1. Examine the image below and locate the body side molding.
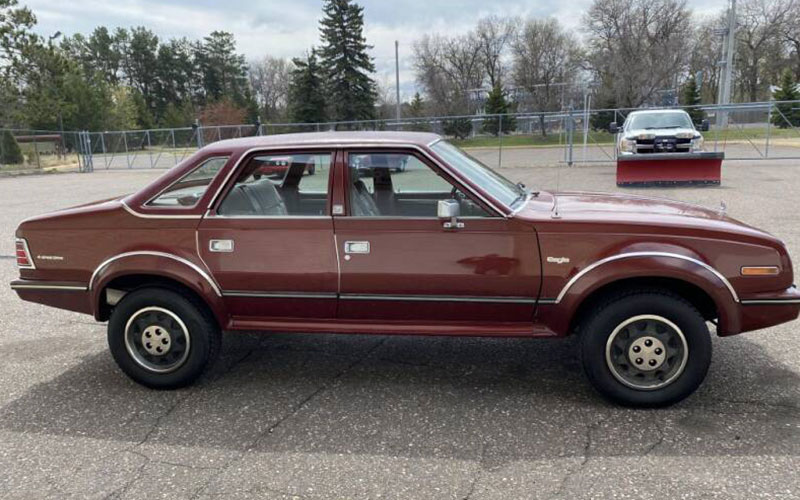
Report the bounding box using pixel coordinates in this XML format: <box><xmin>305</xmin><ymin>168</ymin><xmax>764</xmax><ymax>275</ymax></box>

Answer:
<box><xmin>89</xmin><ymin>251</ymin><xmax>222</xmax><ymax>297</ymax></box>
<box><xmin>554</xmin><ymin>251</ymin><xmax>739</xmax><ymax>304</ymax></box>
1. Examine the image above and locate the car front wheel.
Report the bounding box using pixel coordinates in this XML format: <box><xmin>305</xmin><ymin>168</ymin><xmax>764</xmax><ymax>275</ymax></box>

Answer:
<box><xmin>580</xmin><ymin>291</ymin><xmax>711</xmax><ymax>407</ymax></box>
<box><xmin>107</xmin><ymin>288</ymin><xmax>221</xmax><ymax>389</ymax></box>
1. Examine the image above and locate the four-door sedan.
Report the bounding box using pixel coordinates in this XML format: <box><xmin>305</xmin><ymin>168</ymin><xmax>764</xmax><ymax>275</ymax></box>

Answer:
<box><xmin>10</xmin><ymin>131</ymin><xmax>800</xmax><ymax>406</ymax></box>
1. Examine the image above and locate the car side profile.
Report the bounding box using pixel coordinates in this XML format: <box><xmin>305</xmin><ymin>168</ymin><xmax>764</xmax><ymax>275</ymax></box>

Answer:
<box><xmin>10</xmin><ymin>131</ymin><xmax>800</xmax><ymax>406</ymax></box>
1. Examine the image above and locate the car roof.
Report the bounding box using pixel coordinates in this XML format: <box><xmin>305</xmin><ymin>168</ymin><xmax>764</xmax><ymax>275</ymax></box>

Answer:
<box><xmin>627</xmin><ymin>109</ymin><xmax>689</xmax><ymax>116</ymax></box>
<box><xmin>202</xmin><ymin>131</ymin><xmax>443</xmax><ymax>152</ymax></box>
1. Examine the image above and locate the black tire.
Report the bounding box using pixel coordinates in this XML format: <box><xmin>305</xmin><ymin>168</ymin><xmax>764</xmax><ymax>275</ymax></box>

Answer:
<box><xmin>107</xmin><ymin>288</ymin><xmax>221</xmax><ymax>389</ymax></box>
<box><xmin>580</xmin><ymin>291</ymin><xmax>711</xmax><ymax>407</ymax></box>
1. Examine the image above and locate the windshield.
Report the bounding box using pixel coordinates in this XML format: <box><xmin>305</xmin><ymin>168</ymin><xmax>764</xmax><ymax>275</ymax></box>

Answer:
<box><xmin>626</xmin><ymin>112</ymin><xmax>693</xmax><ymax>130</ymax></box>
<box><xmin>431</xmin><ymin>140</ymin><xmax>525</xmax><ymax>209</ymax></box>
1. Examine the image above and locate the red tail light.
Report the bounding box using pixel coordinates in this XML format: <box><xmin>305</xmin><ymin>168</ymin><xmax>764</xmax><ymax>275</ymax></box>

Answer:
<box><xmin>15</xmin><ymin>238</ymin><xmax>35</xmax><ymax>269</ymax></box>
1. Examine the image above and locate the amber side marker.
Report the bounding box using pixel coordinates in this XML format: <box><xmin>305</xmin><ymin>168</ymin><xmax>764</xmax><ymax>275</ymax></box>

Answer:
<box><xmin>740</xmin><ymin>266</ymin><xmax>780</xmax><ymax>276</ymax></box>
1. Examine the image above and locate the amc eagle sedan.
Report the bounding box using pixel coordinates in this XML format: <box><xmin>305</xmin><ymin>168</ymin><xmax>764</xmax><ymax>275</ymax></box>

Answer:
<box><xmin>11</xmin><ymin>132</ymin><xmax>800</xmax><ymax>407</ymax></box>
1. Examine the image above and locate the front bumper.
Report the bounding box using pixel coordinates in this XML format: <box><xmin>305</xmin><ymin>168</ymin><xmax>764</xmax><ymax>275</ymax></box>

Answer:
<box><xmin>727</xmin><ymin>285</ymin><xmax>800</xmax><ymax>336</ymax></box>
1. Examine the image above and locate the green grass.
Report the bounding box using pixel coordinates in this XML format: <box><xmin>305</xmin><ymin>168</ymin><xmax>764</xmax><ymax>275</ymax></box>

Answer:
<box><xmin>451</xmin><ymin>126</ymin><xmax>800</xmax><ymax>150</ymax></box>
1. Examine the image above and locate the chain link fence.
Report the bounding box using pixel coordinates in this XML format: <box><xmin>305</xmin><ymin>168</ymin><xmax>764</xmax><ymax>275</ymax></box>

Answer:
<box><xmin>2</xmin><ymin>100</ymin><xmax>798</xmax><ymax>174</ymax></box>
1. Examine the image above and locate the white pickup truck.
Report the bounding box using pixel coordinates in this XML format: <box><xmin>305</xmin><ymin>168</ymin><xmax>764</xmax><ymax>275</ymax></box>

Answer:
<box><xmin>610</xmin><ymin>109</ymin><xmax>709</xmax><ymax>155</ymax></box>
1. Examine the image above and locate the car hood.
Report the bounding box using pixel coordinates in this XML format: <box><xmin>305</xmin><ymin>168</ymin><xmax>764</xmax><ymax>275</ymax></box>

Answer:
<box><xmin>624</xmin><ymin>127</ymin><xmax>697</xmax><ymax>137</ymax></box>
<box><xmin>520</xmin><ymin>191</ymin><xmax>781</xmax><ymax>245</ymax></box>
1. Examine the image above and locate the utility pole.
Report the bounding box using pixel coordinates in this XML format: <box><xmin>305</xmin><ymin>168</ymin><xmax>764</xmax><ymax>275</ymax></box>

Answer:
<box><xmin>395</xmin><ymin>40</ymin><xmax>401</xmax><ymax>123</ymax></box>
<box><xmin>717</xmin><ymin>0</ymin><xmax>737</xmax><ymax>128</ymax></box>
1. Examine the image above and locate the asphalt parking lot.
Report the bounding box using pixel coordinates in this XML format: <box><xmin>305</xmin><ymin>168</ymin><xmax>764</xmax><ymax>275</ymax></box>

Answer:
<box><xmin>1</xmin><ymin>158</ymin><xmax>799</xmax><ymax>499</ymax></box>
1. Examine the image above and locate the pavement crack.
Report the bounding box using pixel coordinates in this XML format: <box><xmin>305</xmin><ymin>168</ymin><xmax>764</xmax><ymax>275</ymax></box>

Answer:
<box><xmin>642</xmin><ymin>418</ymin><xmax>665</xmax><ymax>455</ymax></box>
<box><xmin>554</xmin><ymin>415</ymin><xmax>605</xmax><ymax>498</ymax></box>
<box><xmin>188</xmin><ymin>337</ymin><xmax>387</xmax><ymax>499</ymax></box>
<box><xmin>461</xmin><ymin>443</ymin><xmax>486</xmax><ymax>500</ymax></box>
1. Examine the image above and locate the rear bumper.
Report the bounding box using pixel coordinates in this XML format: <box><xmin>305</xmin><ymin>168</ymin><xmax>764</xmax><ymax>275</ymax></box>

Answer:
<box><xmin>725</xmin><ymin>285</ymin><xmax>800</xmax><ymax>336</ymax></box>
<box><xmin>10</xmin><ymin>279</ymin><xmax>93</xmax><ymax>315</ymax></box>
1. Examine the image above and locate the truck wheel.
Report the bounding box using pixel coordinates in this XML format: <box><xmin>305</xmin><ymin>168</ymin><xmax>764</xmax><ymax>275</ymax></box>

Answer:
<box><xmin>107</xmin><ymin>288</ymin><xmax>221</xmax><ymax>389</ymax></box>
<box><xmin>580</xmin><ymin>291</ymin><xmax>711</xmax><ymax>407</ymax></box>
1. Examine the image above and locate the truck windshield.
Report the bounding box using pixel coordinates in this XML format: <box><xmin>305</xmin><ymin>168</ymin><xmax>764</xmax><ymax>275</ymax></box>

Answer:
<box><xmin>627</xmin><ymin>113</ymin><xmax>693</xmax><ymax>130</ymax></box>
<box><xmin>431</xmin><ymin>140</ymin><xmax>526</xmax><ymax>209</ymax></box>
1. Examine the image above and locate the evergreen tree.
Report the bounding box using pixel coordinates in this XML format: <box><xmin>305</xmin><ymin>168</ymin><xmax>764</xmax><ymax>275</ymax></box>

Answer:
<box><xmin>482</xmin><ymin>84</ymin><xmax>515</xmax><ymax>136</ymax></box>
<box><xmin>443</xmin><ymin>118</ymin><xmax>472</xmax><ymax>140</ymax></box>
<box><xmin>288</xmin><ymin>50</ymin><xmax>327</xmax><ymax>123</ymax></box>
<box><xmin>681</xmin><ymin>74</ymin><xmax>705</xmax><ymax>124</ymax></box>
<box><xmin>407</xmin><ymin>92</ymin><xmax>431</xmax><ymax>131</ymax></box>
<box><xmin>771</xmin><ymin>69</ymin><xmax>800</xmax><ymax>128</ymax></box>
<box><xmin>0</xmin><ymin>129</ymin><xmax>23</xmax><ymax>164</ymax></box>
<box><xmin>318</xmin><ymin>0</ymin><xmax>377</xmax><ymax>121</ymax></box>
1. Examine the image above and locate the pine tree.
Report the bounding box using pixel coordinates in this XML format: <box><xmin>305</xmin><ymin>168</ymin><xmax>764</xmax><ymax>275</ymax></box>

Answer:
<box><xmin>287</xmin><ymin>50</ymin><xmax>327</xmax><ymax>124</ymax></box>
<box><xmin>318</xmin><ymin>0</ymin><xmax>377</xmax><ymax>122</ymax></box>
<box><xmin>482</xmin><ymin>84</ymin><xmax>516</xmax><ymax>136</ymax></box>
<box><xmin>681</xmin><ymin>74</ymin><xmax>705</xmax><ymax>125</ymax></box>
<box><xmin>407</xmin><ymin>92</ymin><xmax>431</xmax><ymax>131</ymax></box>
<box><xmin>0</xmin><ymin>130</ymin><xmax>23</xmax><ymax>164</ymax></box>
<box><xmin>771</xmin><ymin>69</ymin><xmax>800</xmax><ymax>128</ymax></box>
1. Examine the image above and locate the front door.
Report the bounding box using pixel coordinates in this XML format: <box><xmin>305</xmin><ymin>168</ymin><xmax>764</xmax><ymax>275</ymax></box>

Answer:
<box><xmin>334</xmin><ymin>149</ymin><xmax>541</xmax><ymax>324</ymax></box>
<box><xmin>198</xmin><ymin>149</ymin><xmax>338</xmax><ymax>321</ymax></box>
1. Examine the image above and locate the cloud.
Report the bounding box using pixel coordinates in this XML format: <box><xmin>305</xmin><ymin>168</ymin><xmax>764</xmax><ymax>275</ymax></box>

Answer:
<box><xmin>25</xmin><ymin>0</ymin><xmax>730</xmax><ymax>99</ymax></box>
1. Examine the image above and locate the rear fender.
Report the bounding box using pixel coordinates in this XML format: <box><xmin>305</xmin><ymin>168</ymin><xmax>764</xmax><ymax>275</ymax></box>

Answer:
<box><xmin>88</xmin><ymin>251</ymin><xmax>227</xmax><ymax>326</ymax></box>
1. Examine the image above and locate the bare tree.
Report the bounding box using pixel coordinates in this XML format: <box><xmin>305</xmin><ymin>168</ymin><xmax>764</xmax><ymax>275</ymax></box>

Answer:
<box><xmin>784</xmin><ymin>3</ymin><xmax>800</xmax><ymax>78</ymax></box>
<box><xmin>248</xmin><ymin>55</ymin><xmax>292</xmax><ymax>120</ymax></box>
<box><xmin>735</xmin><ymin>0</ymin><xmax>796</xmax><ymax>101</ymax></box>
<box><xmin>687</xmin><ymin>15</ymin><xmax>725</xmax><ymax>103</ymax></box>
<box><xmin>475</xmin><ymin>16</ymin><xmax>519</xmax><ymax>88</ymax></box>
<box><xmin>413</xmin><ymin>33</ymin><xmax>485</xmax><ymax>115</ymax></box>
<box><xmin>512</xmin><ymin>18</ymin><xmax>581</xmax><ymax>112</ymax></box>
<box><xmin>583</xmin><ymin>0</ymin><xmax>693</xmax><ymax>107</ymax></box>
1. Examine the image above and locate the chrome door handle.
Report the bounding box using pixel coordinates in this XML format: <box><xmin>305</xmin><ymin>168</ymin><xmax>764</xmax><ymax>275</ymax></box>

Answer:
<box><xmin>209</xmin><ymin>239</ymin><xmax>234</xmax><ymax>253</ymax></box>
<box><xmin>344</xmin><ymin>241</ymin><xmax>370</xmax><ymax>254</ymax></box>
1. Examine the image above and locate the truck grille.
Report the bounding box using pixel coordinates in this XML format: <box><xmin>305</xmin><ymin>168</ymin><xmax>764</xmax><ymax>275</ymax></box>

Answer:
<box><xmin>635</xmin><ymin>136</ymin><xmax>692</xmax><ymax>154</ymax></box>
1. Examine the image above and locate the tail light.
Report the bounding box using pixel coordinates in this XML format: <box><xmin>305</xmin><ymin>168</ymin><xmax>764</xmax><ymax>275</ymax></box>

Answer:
<box><xmin>15</xmin><ymin>238</ymin><xmax>35</xmax><ymax>269</ymax></box>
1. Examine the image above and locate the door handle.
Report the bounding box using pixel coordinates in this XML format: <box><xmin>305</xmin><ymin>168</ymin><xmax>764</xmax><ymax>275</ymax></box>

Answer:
<box><xmin>344</xmin><ymin>241</ymin><xmax>370</xmax><ymax>254</ymax></box>
<box><xmin>209</xmin><ymin>239</ymin><xmax>234</xmax><ymax>253</ymax></box>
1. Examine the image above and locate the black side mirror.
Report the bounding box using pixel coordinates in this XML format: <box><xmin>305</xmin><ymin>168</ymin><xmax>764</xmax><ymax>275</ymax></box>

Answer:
<box><xmin>699</xmin><ymin>119</ymin><xmax>710</xmax><ymax>132</ymax></box>
<box><xmin>609</xmin><ymin>122</ymin><xmax>619</xmax><ymax>134</ymax></box>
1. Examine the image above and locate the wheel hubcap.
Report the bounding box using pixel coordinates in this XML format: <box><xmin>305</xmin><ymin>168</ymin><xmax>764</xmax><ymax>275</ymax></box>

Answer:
<box><xmin>124</xmin><ymin>307</ymin><xmax>191</xmax><ymax>374</ymax></box>
<box><xmin>141</xmin><ymin>325</ymin><xmax>172</xmax><ymax>356</ymax></box>
<box><xmin>605</xmin><ymin>315</ymin><xmax>688</xmax><ymax>390</ymax></box>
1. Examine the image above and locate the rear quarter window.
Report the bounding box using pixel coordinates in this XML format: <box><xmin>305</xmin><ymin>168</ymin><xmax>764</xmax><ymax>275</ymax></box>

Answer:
<box><xmin>147</xmin><ymin>157</ymin><xmax>229</xmax><ymax>208</ymax></box>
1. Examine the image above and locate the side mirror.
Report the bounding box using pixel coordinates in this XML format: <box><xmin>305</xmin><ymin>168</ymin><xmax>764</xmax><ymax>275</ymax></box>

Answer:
<box><xmin>437</xmin><ymin>199</ymin><xmax>464</xmax><ymax>229</ymax></box>
<box><xmin>609</xmin><ymin>122</ymin><xmax>619</xmax><ymax>134</ymax></box>
<box><xmin>699</xmin><ymin>119</ymin><xmax>710</xmax><ymax>132</ymax></box>
<box><xmin>437</xmin><ymin>199</ymin><xmax>460</xmax><ymax>219</ymax></box>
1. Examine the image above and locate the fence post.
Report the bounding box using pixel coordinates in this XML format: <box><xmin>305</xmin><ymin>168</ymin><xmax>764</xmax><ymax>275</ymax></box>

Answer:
<box><xmin>33</xmin><ymin>135</ymin><xmax>41</xmax><ymax>170</ymax></box>
<box><xmin>100</xmin><ymin>132</ymin><xmax>108</xmax><ymax>169</ymax></box>
<box><xmin>146</xmin><ymin>130</ymin><xmax>153</xmax><ymax>168</ymax></box>
<box><xmin>171</xmin><ymin>129</ymin><xmax>177</xmax><ymax>166</ymax></box>
<box><xmin>567</xmin><ymin>107</ymin><xmax>574</xmax><ymax>167</ymax></box>
<box><xmin>498</xmin><ymin>114</ymin><xmax>503</xmax><ymax>169</ymax></box>
<box><xmin>765</xmin><ymin>101</ymin><xmax>772</xmax><ymax>158</ymax></box>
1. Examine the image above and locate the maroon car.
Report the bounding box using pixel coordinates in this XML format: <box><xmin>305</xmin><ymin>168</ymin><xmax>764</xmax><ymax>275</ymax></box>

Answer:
<box><xmin>10</xmin><ymin>132</ymin><xmax>800</xmax><ymax>406</ymax></box>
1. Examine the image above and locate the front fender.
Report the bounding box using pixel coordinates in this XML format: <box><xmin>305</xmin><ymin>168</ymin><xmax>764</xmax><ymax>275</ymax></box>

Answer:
<box><xmin>549</xmin><ymin>252</ymin><xmax>740</xmax><ymax>335</ymax></box>
<box><xmin>88</xmin><ymin>251</ymin><xmax>227</xmax><ymax>326</ymax></box>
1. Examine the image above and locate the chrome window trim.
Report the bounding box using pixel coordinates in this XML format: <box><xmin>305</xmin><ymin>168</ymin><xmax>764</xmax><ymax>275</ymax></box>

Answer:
<box><xmin>205</xmin><ymin>215</ymin><xmax>332</xmax><ymax>220</ymax></box>
<box><xmin>554</xmin><ymin>252</ymin><xmax>739</xmax><ymax>304</ymax></box>
<box><xmin>339</xmin><ymin>293</ymin><xmax>536</xmax><ymax>304</ymax></box>
<box><xmin>88</xmin><ymin>251</ymin><xmax>222</xmax><ymax>297</ymax></box>
<box><xmin>15</xmin><ymin>237</ymin><xmax>36</xmax><ymax>270</ymax></box>
<box><xmin>11</xmin><ymin>283</ymin><xmax>87</xmax><ymax>291</ymax></box>
<box><xmin>121</xmin><ymin>200</ymin><xmax>203</xmax><ymax>220</ymax></box>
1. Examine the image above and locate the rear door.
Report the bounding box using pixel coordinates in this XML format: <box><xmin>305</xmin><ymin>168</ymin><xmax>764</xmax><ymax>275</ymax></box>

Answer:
<box><xmin>198</xmin><ymin>149</ymin><xmax>339</xmax><ymax>321</ymax></box>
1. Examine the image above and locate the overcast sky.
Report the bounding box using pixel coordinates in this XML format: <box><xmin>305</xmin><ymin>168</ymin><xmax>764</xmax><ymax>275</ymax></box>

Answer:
<box><xmin>24</xmin><ymin>0</ymin><xmax>729</xmax><ymax>98</ymax></box>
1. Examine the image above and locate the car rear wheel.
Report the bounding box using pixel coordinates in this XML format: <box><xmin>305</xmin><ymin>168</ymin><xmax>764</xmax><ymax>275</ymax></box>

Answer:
<box><xmin>580</xmin><ymin>291</ymin><xmax>711</xmax><ymax>407</ymax></box>
<box><xmin>107</xmin><ymin>288</ymin><xmax>221</xmax><ymax>389</ymax></box>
